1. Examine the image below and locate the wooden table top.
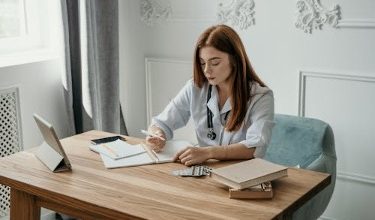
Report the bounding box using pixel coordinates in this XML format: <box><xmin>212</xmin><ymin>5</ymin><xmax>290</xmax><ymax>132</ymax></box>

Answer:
<box><xmin>0</xmin><ymin>130</ymin><xmax>331</xmax><ymax>220</ymax></box>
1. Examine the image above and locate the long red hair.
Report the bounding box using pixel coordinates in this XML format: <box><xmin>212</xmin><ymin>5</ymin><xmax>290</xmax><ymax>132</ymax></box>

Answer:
<box><xmin>193</xmin><ymin>25</ymin><xmax>266</xmax><ymax>131</ymax></box>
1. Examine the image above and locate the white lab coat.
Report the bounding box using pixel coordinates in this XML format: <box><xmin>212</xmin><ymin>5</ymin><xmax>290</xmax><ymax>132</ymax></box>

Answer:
<box><xmin>152</xmin><ymin>79</ymin><xmax>274</xmax><ymax>157</ymax></box>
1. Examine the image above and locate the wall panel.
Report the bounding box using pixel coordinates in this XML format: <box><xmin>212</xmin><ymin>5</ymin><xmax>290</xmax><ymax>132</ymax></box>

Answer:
<box><xmin>299</xmin><ymin>70</ymin><xmax>375</xmax><ymax>219</ymax></box>
<box><xmin>145</xmin><ymin>58</ymin><xmax>197</xmax><ymax>143</ymax></box>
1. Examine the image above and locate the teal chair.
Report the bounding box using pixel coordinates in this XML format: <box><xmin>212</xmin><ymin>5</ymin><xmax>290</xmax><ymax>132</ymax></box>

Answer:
<box><xmin>264</xmin><ymin>114</ymin><xmax>336</xmax><ymax>220</ymax></box>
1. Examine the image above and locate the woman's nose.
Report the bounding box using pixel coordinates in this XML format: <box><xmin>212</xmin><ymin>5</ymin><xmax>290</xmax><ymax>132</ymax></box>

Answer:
<box><xmin>204</xmin><ymin>64</ymin><xmax>211</xmax><ymax>74</ymax></box>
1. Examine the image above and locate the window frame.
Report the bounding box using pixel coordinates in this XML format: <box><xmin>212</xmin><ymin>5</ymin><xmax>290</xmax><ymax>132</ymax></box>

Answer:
<box><xmin>0</xmin><ymin>0</ymin><xmax>62</xmax><ymax>67</ymax></box>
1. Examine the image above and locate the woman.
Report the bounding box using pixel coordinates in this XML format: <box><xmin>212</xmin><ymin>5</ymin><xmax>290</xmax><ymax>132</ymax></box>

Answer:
<box><xmin>146</xmin><ymin>24</ymin><xmax>274</xmax><ymax>166</ymax></box>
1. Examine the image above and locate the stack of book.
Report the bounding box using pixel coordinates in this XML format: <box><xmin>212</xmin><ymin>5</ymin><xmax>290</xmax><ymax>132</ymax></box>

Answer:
<box><xmin>209</xmin><ymin>158</ymin><xmax>288</xmax><ymax>199</ymax></box>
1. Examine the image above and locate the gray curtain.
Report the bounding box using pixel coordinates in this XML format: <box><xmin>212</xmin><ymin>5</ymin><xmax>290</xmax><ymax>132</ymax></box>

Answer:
<box><xmin>61</xmin><ymin>0</ymin><xmax>127</xmax><ymax>135</ymax></box>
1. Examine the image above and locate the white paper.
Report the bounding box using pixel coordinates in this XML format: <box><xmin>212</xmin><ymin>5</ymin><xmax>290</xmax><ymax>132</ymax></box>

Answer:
<box><xmin>89</xmin><ymin>140</ymin><xmax>146</xmax><ymax>160</ymax></box>
<box><xmin>155</xmin><ymin>140</ymin><xmax>192</xmax><ymax>162</ymax></box>
<box><xmin>100</xmin><ymin>152</ymin><xmax>153</xmax><ymax>168</ymax></box>
<box><xmin>97</xmin><ymin>139</ymin><xmax>192</xmax><ymax>169</ymax></box>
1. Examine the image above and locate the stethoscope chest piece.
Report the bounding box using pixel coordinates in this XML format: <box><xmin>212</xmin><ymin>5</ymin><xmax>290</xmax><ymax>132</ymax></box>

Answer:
<box><xmin>207</xmin><ymin>128</ymin><xmax>216</xmax><ymax>140</ymax></box>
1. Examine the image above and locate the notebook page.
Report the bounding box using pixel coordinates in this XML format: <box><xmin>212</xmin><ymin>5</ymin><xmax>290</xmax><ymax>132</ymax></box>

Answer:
<box><xmin>156</xmin><ymin>140</ymin><xmax>192</xmax><ymax>163</ymax></box>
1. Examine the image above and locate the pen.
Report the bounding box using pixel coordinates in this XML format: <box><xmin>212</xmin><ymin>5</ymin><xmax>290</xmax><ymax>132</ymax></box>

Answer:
<box><xmin>140</xmin><ymin>129</ymin><xmax>166</xmax><ymax>141</ymax></box>
<box><xmin>101</xmin><ymin>143</ymin><xmax>119</xmax><ymax>157</ymax></box>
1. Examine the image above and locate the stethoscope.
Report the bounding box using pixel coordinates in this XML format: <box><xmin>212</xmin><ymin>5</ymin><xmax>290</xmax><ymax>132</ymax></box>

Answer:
<box><xmin>207</xmin><ymin>85</ymin><xmax>230</xmax><ymax>140</ymax></box>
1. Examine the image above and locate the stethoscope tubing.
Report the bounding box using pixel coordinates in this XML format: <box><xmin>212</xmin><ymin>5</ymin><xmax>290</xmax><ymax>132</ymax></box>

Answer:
<box><xmin>206</xmin><ymin>85</ymin><xmax>230</xmax><ymax>140</ymax></box>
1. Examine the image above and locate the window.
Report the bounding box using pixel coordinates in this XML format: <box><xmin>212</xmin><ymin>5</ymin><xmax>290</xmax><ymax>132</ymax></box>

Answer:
<box><xmin>0</xmin><ymin>0</ymin><xmax>26</xmax><ymax>39</ymax></box>
<box><xmin>0</xmin><ymin>0</ymin><xmax>62</xmax><ymax>67</ymax></box>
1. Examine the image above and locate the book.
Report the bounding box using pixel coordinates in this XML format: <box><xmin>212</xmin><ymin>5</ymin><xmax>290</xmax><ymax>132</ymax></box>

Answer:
<box><xmin>210</xmin><ymin>158</ymin><xmax>288</xmax><ymax>190</ymax></box>
<box><xmin>97</xmin><ymin>140</ymin><xmax>192</xmax><ymax>169</ymax></box>
<box><xmin>229</xmin><ymin>181</ymin><xmax>273</xmax><ymax>199</ymax></box>
<box><xmin>89</xmin><ymin>139</ymin><xmax>146</xmax><ymax>160</ymax></box>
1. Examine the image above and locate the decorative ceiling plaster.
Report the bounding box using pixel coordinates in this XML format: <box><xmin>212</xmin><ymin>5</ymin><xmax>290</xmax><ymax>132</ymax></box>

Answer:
<box><xmin>295</xmin><ymin>0</ymin><xmax>341</xmax><ymax>33</ymax></box>
<box><xmin>140</xmin><ymin>0</ymin><xmax>172</xmax><ymax>26</ymax></box>
<box><xmin>217</xmin><ymin>0</ymin><xmax>255</xmax><ymax>30</ymax></box>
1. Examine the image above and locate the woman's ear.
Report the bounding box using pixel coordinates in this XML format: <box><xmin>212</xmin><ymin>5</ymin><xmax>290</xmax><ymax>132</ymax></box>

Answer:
<box><xmin>228</xmin><ymin>55</ymin><xmax>236</xmax><ymax>71</ymax></box>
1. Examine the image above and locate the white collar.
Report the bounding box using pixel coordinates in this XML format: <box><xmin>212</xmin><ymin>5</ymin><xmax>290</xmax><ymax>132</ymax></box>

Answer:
<box><xmin>207</xmin><ymin>85</ymin><xmax>232</xmax><ymax>115</ymax></box>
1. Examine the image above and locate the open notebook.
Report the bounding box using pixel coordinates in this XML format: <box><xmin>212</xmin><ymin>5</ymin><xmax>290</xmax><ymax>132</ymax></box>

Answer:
<box><xmin>94</xmin><ymin>140</ymin><xmax>192</xmax><ymax>168</ymax></box>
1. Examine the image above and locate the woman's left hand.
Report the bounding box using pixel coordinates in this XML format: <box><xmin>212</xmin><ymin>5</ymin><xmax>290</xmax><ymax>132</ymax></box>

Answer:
<box><xmin>173</xmin><ymin>146</ymin><xmax>211</xmax><ymax>166</ymax></box>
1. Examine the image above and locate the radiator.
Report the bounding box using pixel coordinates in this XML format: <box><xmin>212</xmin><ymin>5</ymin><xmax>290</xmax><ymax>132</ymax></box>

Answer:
<box><xmin>0</xmin><ymin>86</ymin><xmax>23</xmax><ymax>217</ymax></box>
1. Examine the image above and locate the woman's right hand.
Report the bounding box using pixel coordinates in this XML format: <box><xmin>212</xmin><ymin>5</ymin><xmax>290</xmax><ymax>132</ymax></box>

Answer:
<box><xmin>145</xmin><ymin>127</ymin><xmax>166</xmax><ymax>152</ymax></box>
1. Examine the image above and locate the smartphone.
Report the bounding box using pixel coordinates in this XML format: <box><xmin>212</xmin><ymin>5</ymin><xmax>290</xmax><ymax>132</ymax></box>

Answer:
<box><xmin>91</xmin><ymin>136</ymin><xmax>126</xmax><ymax>145</ymax></box>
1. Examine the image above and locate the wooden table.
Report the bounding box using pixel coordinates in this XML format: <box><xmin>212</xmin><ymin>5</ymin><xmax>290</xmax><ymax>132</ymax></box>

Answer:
<box><xmin>0</xmin><ymin>130</ymin><xmax>331</xmax><ymax>220</ymax></box>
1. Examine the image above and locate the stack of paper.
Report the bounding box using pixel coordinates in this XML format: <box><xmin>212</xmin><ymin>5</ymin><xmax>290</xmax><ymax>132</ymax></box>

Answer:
<box><xmin>89</xmin><ymin>139</ymin><xmax>146</xmax><ymax>160</ymax></box>
<box><xmin>90</xmin><ymin>139</ymin><xmax>192</xmax><ymax>169</ymax></box>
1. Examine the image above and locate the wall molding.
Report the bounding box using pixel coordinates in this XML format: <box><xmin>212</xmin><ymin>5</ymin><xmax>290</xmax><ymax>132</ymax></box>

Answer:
<box><xmin>166</xmin><ymin>17</ymin><xmax>216</xmax><ymax>23</ymax></box>
<box><xmin>298</xmin><ymin>70</ymin><xmax>375</xmax><ymax>116</ymax></box>
<box><xmin>217</xmin><ymin>0</ymin><xmax>255</xmax><ymax>30</ymax></box>
<box><xmin>144</xmin><ymin>57</ymin><xmax>198</xmax><ymax>143</ymax></box>
<box><xmin>319</xmin><ymin>216</ymin><xmax>337</xmax><ymax>220</ymax></box>
<box><xmin>140</xmin><ymin>0</ymin><xmax>172</xmax><ymax>26</ymax></box>
<box><xmin>337</xmin><ymin>19</ymin><xmax>375</xmax><ymax>29</ymax></box>
<box><xmin>298</xmin><ymin>70</ymin><xmax>375</xmax><ymax>186</ymax></box>
<box><xmin>145</xmin><ymin>57</ymin><xmax>192</xmax><ymax>125</ymax></box>
<box><xmin>140</xmin><ymin>0</ymin><xmax>216</xmax><ymax>25</ymax></box>
<box><xmin>337</xmin><ymin>171</ymin><xmax>375</xmax><ymax>186</ymax></box>
<box><xmin>139</xmin><ymin>0</ymin><xmax>375</xmax><ymax>30</ymax></box>
<box><xmin>295</xmin><ymin>0</ymin><xmax>341</xmax><ymax>33</ymax></box>
<box><xmin>140</xmin><ymin>0</ymin><xmax>257</xmax><ymax>26</ymax></box>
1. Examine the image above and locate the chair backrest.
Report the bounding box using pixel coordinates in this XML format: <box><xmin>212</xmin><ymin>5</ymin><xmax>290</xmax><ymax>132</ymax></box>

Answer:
<box><xmin>264</xmin><ymin>114</ymin><xmax>337</xmax><ymax>220</ymax></box>
<box><xmin>265</xmin><ymin>114</ymin><xmax>336</xmax><ymax>171</ymax></box>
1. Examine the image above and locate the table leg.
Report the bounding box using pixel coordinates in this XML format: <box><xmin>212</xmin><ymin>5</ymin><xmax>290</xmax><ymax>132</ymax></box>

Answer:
<box><xmin>10</xmin><ymin>188</ymin><xmax>40</xmax><ymax>220</ymax></box>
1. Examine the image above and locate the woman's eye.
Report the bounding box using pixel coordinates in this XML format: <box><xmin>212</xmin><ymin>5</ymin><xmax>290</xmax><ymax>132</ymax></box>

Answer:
<box><xmin>200</xmin><ymin>63</ymin><xmax>205</xmax><ymax>66</ymax></box>
<box><xmin>211</xmin><ymin>62</ymin><xmax>220</xmax><ymax>66</ymax></box>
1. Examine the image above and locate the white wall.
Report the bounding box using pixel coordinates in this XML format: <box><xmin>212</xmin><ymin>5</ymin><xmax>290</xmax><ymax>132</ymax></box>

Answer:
<box><xmin>119</xmin><ymin>0</ymin><xmax>149</xmax><ymax>138</ymax></box>
<box><xmin>119</xmin><ymin>0</ymin><xmax>375</xmax><ymax>219</ymax></box>
<box><xmin>0</xmin><ymin>0</ymin><xmax>70</xmax><ymax>150</ymax></box>
<box><xmin>0</xmin><ymin>59</ymin><xmax>70</xmax><ymax>149</ymax></box>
